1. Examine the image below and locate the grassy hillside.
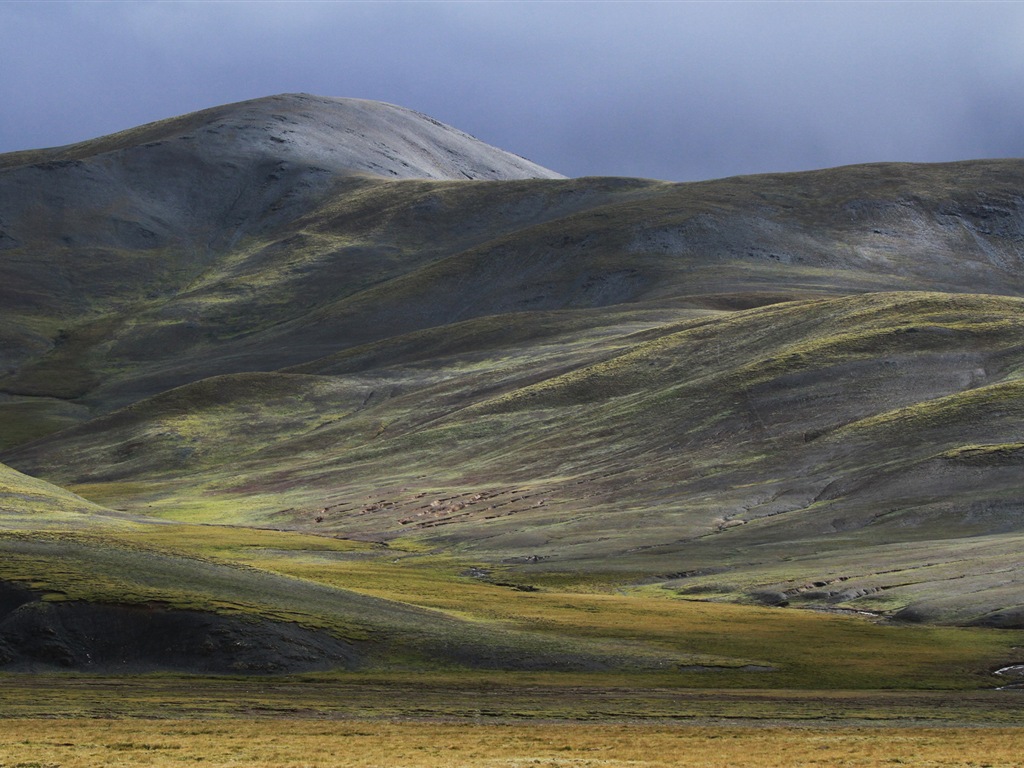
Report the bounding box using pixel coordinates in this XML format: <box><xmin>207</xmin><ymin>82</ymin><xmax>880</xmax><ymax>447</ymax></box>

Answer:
<box><xmin>8</xmin><ymin>291</ymin><xmax>1022</xmax><ymax>624</ymax></box>
<box><xmin>0</xmin><ymin>517</ymin><xmax>1019</xmax><ymax>687</ymax></box>
<box><xmin>3</xmin><ymin>160</ymin><xmax>1023</xmax><ymax>414</ymax></box>
<box><xmin>1</xmin><ymin>97</ymin><xmax>1024</xmax><ymax>678</ymax></box>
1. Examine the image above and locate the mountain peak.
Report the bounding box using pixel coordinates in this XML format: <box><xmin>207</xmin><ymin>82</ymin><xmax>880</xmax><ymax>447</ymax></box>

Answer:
<box><xmin>1</xmin><ymin>93</ymin><xmax>565</xmax><ymax>182</ymax></box>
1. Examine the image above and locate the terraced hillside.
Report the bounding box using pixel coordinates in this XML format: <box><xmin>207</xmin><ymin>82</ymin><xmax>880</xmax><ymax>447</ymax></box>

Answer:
<box><xmin>0</xmin><ymin>94</ymin><xmax>1022</xmax><ymax>674</ymax></box>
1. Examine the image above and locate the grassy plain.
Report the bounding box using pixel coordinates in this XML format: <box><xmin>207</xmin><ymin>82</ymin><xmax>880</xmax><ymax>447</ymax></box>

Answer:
<box><xmin>2</xmin><ymin>716</ymin><xmax>1024</xmax><ymax>767</ymax></box>
<box><xmin>2</xmin><ymin>653</ymin><xmax>1023</xmax><ymax>764</ymax></box>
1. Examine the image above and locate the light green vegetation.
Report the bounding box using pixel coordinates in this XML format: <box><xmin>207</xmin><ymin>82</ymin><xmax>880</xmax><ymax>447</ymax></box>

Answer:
<box><xmin>0</xmin><ymin>461</ymin><xmax>133</xmax><ymax>529</ymax></box>
<box><xmin>231</xmin><ymin>546</ymin><xmax>1019</xmax><ymax>689</ymax></box>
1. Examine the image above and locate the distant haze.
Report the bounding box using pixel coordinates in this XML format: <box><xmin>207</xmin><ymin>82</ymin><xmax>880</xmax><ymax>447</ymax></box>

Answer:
<box><xmin>2</xmin><ymin>1</ymin><xmax>1023</xmax><ymax>181</ymax></box>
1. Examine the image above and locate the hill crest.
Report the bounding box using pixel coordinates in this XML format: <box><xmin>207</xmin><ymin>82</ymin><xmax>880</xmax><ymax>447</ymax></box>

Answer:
<box><xmin>0</xmin><ymin>93</ymin><xmax>564</xmax><ymax>181</ymax></box>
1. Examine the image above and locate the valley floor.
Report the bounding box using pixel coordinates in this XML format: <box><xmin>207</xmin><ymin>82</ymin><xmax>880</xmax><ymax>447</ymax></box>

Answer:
<box><xmin>1</xmin><ymin>676</ymin><xmax>1024</xmax><ymax>767</ymax></box>
<box><xmin>1</xmin><ymin>712</ymin><xmax>1023</xmax><ymax>767</ymax></box>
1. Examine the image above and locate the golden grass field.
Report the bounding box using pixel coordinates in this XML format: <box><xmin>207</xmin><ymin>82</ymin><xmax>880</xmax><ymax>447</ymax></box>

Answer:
<box><xmin>1</xmin><ymin>673</ymin><xmax>1023</xmax><ymax>767</ymax></box>
<box><xmin>1</xmin><ymin>718</ymin><xmax>1023</xmax><ymax>767</ymax></box>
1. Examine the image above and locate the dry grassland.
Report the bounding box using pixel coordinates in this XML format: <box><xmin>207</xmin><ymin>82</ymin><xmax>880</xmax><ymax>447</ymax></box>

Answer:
<box><xmin>0</xmin><ymin>719</ymin><xmax>1021</xmax><ymax>767</ymax></box>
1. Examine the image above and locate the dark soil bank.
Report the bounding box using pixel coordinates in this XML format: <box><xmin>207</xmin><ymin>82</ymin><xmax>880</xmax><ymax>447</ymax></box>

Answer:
<box><xmin>0</xmin><ymin>582</ymin><xmax>360</xmax><ymax>673</ymax></box>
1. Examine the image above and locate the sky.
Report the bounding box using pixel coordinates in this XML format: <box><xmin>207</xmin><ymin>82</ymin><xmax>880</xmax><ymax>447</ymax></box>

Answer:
<box><xmin>2</xmin><ymin>1</ymin><xmax>1023</xmax><ymax>182</ymax></box>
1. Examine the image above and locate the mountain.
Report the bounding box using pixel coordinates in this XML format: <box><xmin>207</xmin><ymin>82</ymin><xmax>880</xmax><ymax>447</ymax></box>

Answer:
<box><xmin>1</xmin><ymin>94</ymin><xmax>1023</xmax><ymax>673</ymax></box>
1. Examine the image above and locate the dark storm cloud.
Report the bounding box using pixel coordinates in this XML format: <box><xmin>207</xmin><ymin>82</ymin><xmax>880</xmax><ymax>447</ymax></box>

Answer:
<box><xmin>1</xmin><ymin>1</ymin><xmax>1022</xmax><ymax>181</ymax></box>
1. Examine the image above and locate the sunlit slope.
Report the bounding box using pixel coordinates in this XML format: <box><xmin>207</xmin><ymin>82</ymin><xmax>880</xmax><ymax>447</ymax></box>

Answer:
<box><xmin>9</xmin><ymin>291</ymin><xmax>1024</xmax><ymax>624</ymax></box>
<box><xmin>1</xmin><ymin>517</ymin><xmax>730</xmax><ymax>674</ymax></box>
<box><xmin>3</xmin><ymin>522</ymin><xmax>1019</xmax><ymax>687</ymax></box>
<box><xmin>0</xmin><ymin>460</ymin><xmax>136</xmax><ymax>529</ymax></box>
<box><xmin>0</xmin><ymin>443</ymin><xmax>758</xmax><ymax>674</ymax></box>
<box><xmin>3</xmin><ymin>452</ymin><xmax>1014</xmax><ymax>681</ymax></box>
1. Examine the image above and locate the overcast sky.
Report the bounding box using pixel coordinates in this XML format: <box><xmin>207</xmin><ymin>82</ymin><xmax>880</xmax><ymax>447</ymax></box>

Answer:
<box><xmin>2</xmin><ymin>1</ymin><xmax>1023</xmax><ymax>181</ymax></box>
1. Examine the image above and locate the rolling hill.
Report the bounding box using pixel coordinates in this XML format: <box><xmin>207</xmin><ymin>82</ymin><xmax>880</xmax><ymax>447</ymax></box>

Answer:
<box><xmin>0</xmin><ymin>94</ymin><xmax>1023</xmax><ymax>675</ymax></box>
